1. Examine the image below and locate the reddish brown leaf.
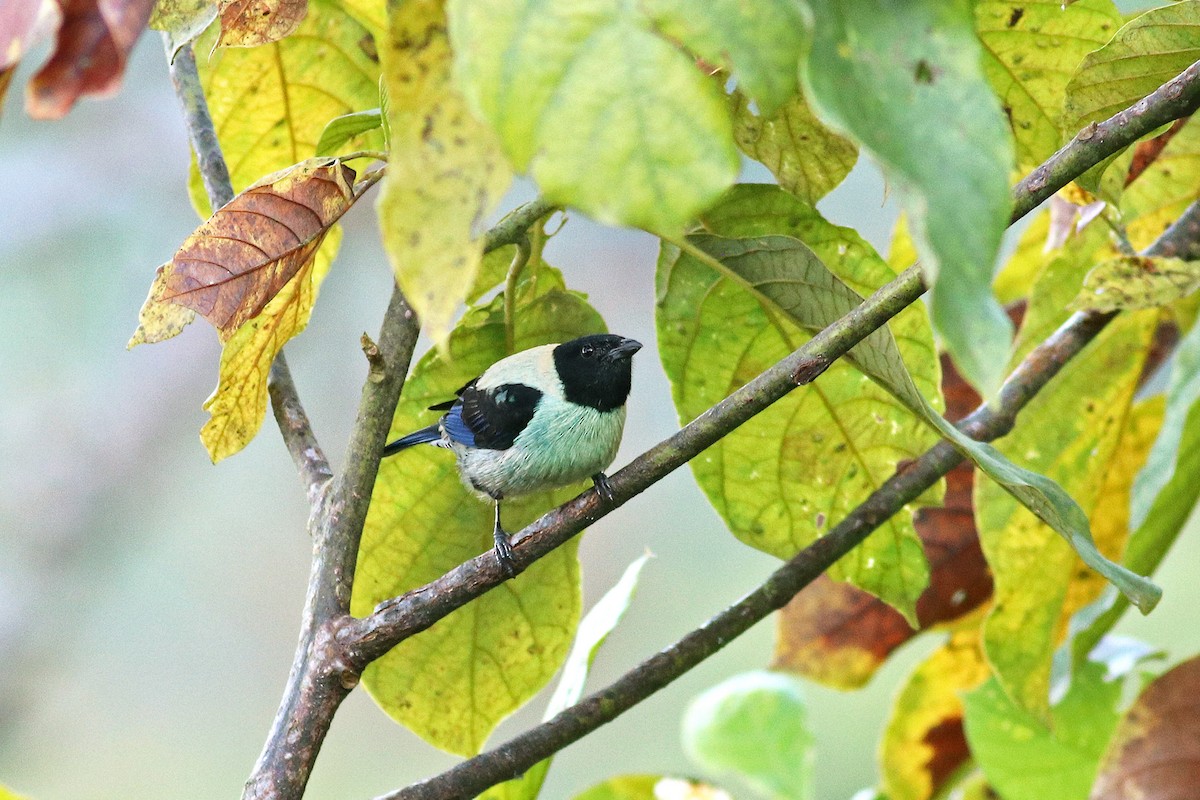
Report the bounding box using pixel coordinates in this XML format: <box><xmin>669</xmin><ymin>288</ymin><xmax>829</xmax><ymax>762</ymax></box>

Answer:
<box><xmin>216</xmin><ymin>0</ymin><xmax>306</xmax><ymax>47</ymax></box>
<box><xmin>1</xmin><ymin>0</ymin><xmax>58</xmax><ymax>111</ymax></box>
<box><xmin>774</xmin><ymin>354</ymin><xmax>993</xmax><ymax>687</ymax></box>
<box><xmin>26</xmin><ymin>0</ymin><xmax>153</xmax><ymax>119</ymax></box>
<box><xmin>1091</xmin><ymin>656</ymin><xmax>1200</xmax><ymax>800</ymax></box>
<box><xmin>161</xmin><ymin>157</ymin><xmax>358</xmax><ymax>339</ymax></box>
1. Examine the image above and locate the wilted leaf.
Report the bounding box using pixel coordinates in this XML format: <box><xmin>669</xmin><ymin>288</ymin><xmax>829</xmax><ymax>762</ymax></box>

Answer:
<box><xmin>658</xmin><ymin>185</ymin><xmax>943</xmax><ymax>619</ymax></box>
<box><xmin>26</xmin><ymin>0</ymin><xmax>154</xmax><ymax>119</ymax></box>
<box><xmin>150</xmin><ymin>0</ymin><xmax>216</xmax><ymax>62</ymax></box>
<box><xmin>448</xmin><ymin>0</ymin><xmax>738</xmax><ymax>235</ymax></box>
<box><xmin>315</xmin><ymin>108</ymin><xmax>382</xmax><ymax>156</ymax></box>
<box><xmin>975</xmin><ymin>0</ymin><xmax>1122</xmax><ymax>171</ymax></box>
<box><xmin>127</xmin><ymin>263</ymin><xmax>197</xmax><ymax>347</ymax></box>
<box><xmin>0</xmin><ymin>0</ymin><xmax>59</xmax><ymax>109</ymax></box>
<box><xmin>640</xmin><ymin>0</ymin><xmax>806</xmax><ymax>115</ymax></box>
<box><xmin>160</xmin><ymin>158</ymin><xmax>360</xmax><ymax>340</ymax></box>
<box><xmin>200</xmin><ymin>227</ymin><xmax>340</xmax><ymax>462</ymax></box>
<box><xmin>803</xmin><ymin>0</ymin><xmax>1015</xmax><ymax>395</ymax></box>
<box><xmin>1072</xmin><ymin>256</ymin><xmax>1200</xmax><ymax>312</ymax></box>
<box><xmin>352</xmin><ymin>264</ymin><xmax>604</xmax><ymax>756</ymax></box>
<box><xmin>189</xmin><ymin>0</ymin><xmax>381</xmax><ymax>215</ymax></box>
<box><xmin>964</xmin><ymin>660</ymin><xmax>1121</xmax><ymax>800</ymax></box>
<box><xmin>774</xmin><ymin>355</ymin><xmax>990</xmax><ymax>688</ymax></box>
<box><xmin>482</xmin><ymin>554</ymin><xmax>650</xmax><ymax>800</ymax></box>
<box><xmin>682</xmin><ymin>671</ymin><xmax>813</xmax><ymax>800</ymax></box>
<box><xmin>1063</xmin><ymin>3</ymin><xmax>1200</xmax><ymax>141</ymax></box>
<box><xmin>880</xmin><ymin>631</ymin><xmax>990</xmax><ymax>800</ymax></box>
<box><xmin>575</xmin><ymin>776</ymin><xmax>731</xmax><ymax>800</ymax></box>
<box><xmin>977</xmin><ymin>241</ymin><xmax>1156</xmax><ymax>713</ymax></box>
<box><xmin>376</xmin><ymin>0</ymin><xmax>511</xmax><ymax>344</ymax></box>
<box><xmin>216</xmin><ymin>0</ymin><xmax>305</xmax><ymax>47</ymax></box>
<box><xmin>730</xmin><ymin>89</ymin><xmax>858</xmax><ymax>205</ymax></box>
<box><xmin>1090</xmin><ymin>656</ymin><xmax>1200</xmax><ymax>800</ymax></box>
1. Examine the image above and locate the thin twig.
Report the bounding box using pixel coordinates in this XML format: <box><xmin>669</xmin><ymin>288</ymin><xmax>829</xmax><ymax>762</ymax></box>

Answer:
<box><xmin>503</xmin><ymin>237</ymin><xmax>533</xmax><ymax>354</ymax></box>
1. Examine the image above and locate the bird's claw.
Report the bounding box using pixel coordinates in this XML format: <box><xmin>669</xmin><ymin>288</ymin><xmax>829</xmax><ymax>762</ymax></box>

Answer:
<box><xmin>493</xmin><ymin>528</ymin><xmax>517</xmax><ymax>578</ymax></box>
<box><xmin>592</xmin><ymin>472</ymin><xmax>615</xmax><ymax>503</ymax></box>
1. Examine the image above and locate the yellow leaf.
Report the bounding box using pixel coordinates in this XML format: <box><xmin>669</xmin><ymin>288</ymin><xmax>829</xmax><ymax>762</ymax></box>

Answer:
<box><xmin>376</xmin><ymin>0</ymin><xmax>512</xmax><ymax>344</ymax></box>
<box><xmin>199</xmin><ymin>227</ymin><xmax>340</xmax><ymax>462</ymax></box>
<box><xmin>128</xmin><ymin>262</ymin><xmax>197</xmax><ymax>348</ymax></box>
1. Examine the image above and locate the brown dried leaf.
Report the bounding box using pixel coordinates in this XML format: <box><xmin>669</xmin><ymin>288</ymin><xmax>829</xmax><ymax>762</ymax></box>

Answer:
<box><xmin>1090</xmin><ymin>656</ymin><xmax>1200</xmax><ymax>800</ymax></box>
<box><xmin>26</xmin><ymin>0</ymin><xmax>154</xmax><ymax>119</ymax></box>
<box><xmin>216</xmin><ymin>0</ymin><xmax>306</xmax><ymax>47</ymax></box>
<box><xmin>160</xmin><ymin>157</ymin><xmax>357</xmax><ymax>340</ymax></box>
<box><xmin>773</xmin><ymin>356</ymin><xmax>993</xmax><ymax>688</ymax></box>
<box><xmin>1</xmin><ymin>0</ymin><xmax>58</xmax><ymax>111</ymax></box>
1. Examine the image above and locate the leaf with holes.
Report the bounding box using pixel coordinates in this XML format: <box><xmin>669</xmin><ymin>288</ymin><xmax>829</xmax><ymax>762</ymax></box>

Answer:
<box><xmin>658</xmin><ymin>184</ymin><xmax>943</xmax><ymax>620</ymax></box>
<box><xmin>1072</xmin><ymin>256</ymin><xmax>1200</xmax><ymax>313</ymax></box>
<box><xmin>376</xmin><ymin>0</ymin><xmax>511</xmax><ymax>344</ymax></box>
<box><xmin>803</xmin><ymin>0</ymin><xmax>1015</xmax><ymax>396</ymax></box>
<box><xmin>189</xmin><ymin>0</ymin><xmax>381</xmax><ymax>216</ymax></box>
<box><xmin>730</xmin><ymin>88</ymin><xmax>858</xmax><ymax>205</ymax></box>
<box><xmin>352</xmin><ymin>263</ymin><xmax>605</xmax><ymax>756</ymax></box>
<box><xmin>975</xmin><ymin>0</ymin><xmax>1122</xmax><ymax>171</ymax></box>
<box><xmin>217</xmin><ymin>0</ymin><xmax>306</xmax><ymax>47</ymax></box>
<box><xmin>880</xmin><ymin>631</ymin><xmax>990</xmax><ymax>800</ymax></box>
<box><xmin>448</xmin><ymin>0</ymin><xmax>738</xmax><ymax>235</ymax></box>
<box><xmin>152</xmin><ymin>157</ymin><xmax>360</xmax><ymax>340</ymax></box>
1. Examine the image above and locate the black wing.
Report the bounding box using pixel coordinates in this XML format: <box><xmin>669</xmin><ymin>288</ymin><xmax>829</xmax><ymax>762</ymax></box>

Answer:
<box><xmin>443</xmin><ymin>382</ymin><xmax>542</xmax><ymax>450</ymax></box>
<box><xmin>428</xmin><ymin>378</ymin><xmax>477</xmax><ymax>412</ymax></box>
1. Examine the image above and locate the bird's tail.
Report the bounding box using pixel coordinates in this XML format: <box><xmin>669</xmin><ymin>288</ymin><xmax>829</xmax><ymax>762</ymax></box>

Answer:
<box><xmin>382</xmin><ymin>424</ymin><xmax>441</xmax><ymax>456</ymax></box>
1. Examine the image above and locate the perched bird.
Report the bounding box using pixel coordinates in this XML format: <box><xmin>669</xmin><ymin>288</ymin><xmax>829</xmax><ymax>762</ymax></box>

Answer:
<box><xmin>383</xmin><ymin>333</ymin><xmax>642</xmax><ymax>575</ymax></box>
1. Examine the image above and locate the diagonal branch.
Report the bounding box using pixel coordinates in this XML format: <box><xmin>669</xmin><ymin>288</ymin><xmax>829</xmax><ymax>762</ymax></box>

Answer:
<box><xmin>381</xmin><ymin>194</ymin><xmax>1200</xmax><ymax>800</ymax></box>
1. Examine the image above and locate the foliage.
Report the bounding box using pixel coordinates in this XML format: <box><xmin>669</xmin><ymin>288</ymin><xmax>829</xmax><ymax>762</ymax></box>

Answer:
<box><xmin>12</xmin><ymin>0</ymin><xmax>1200</xmax><ymax>798</ymax></box>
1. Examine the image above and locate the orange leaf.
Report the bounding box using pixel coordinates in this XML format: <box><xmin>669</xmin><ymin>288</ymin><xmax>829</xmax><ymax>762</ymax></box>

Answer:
<box><xmin>1090</xmin><ymin>656</ymin><xmax>1200</xmax><ymax>800</ymax></box>
<box><xmin>216</xmin><ymin>0</ymin><xmax>306</xmax><ymax>47</ymax></box>
<box><xmin>161</xmin><ymin>157</ymin><xmax>358</xmax><ymax>340</ymax></box>
<box><xmin>26</xmin><ymin>0</ymin><xmax>153</xmax><ymax>119</ymax></box>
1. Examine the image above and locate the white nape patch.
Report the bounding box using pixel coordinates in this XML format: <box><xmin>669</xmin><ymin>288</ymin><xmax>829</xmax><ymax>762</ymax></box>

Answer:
<box><xmin>475</xmin><ymin>344</ymin><xmax>565</xmax><ymax>399</ymax></box>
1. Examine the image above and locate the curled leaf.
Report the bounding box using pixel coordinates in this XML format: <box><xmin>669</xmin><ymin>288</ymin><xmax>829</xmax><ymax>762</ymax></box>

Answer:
<box><xmin>161</xmin><ymin>157</ymin><xmax>359</xmax><ymax>340</ymax></box>
<box><xmin>150</xmin><ymin>0</ymin><xmax>217</xmax><ymax>61</ymax></box>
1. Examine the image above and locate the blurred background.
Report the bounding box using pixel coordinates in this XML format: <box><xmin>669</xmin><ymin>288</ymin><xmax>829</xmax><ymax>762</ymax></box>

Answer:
<box><xmin>2</xmin><ymin>22</ymin><xmax>1199</xmax><ymax>800</ymax></box>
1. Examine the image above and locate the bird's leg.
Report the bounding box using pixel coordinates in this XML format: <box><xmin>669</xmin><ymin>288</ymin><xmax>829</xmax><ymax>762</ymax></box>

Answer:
<box><xmin>492</xmin><ymin>498</ymin><xmax>517</xmax><ymax>578</ymax></box>
<box><xmin>591</xmin><ymin>472</ymin><xmax>615</xmax><ymax>503</ymax></box>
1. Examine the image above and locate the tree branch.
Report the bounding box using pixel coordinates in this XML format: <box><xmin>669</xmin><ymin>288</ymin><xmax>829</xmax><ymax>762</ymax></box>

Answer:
<box><xmin>384</xmin><ymin>195</ymin><xmax>1200</xmax><ymax>800</ymax></box>
<box><xmin>364</xmin><ymin>58</ymin><xmax>1200</xmax><ymax>800</ymax></box>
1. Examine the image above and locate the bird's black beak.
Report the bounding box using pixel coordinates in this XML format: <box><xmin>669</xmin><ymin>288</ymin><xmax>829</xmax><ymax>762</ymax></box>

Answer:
<box><xmin>605</xmin><ymin>338</ymin><xmax>643</xmax><ymax>361</ymax></box>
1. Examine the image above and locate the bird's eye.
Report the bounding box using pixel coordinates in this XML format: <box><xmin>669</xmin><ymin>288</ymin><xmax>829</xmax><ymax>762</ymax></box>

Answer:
<box><xmin>580</xmin><ymin>344</ymin><xmax>595</xmax><ymax>358</ymax></box>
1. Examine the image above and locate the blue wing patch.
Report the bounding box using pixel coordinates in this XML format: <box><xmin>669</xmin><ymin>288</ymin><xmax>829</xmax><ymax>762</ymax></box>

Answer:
<box><xmin>441</xmin><ymin>400</ymin><xmax>477</xmax><ymax>447</ymax></box>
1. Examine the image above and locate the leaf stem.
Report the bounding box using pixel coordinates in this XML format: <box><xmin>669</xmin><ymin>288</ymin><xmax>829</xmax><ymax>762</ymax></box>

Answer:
<box><xmin>339</xmin><ymin>150</ymin><xmax>390</xmax><ymax>162</ymax></box>
<box><xmin>503</xmin><ymin>236</ymin><xmax>533</xmax><ymax>354</ymax></box>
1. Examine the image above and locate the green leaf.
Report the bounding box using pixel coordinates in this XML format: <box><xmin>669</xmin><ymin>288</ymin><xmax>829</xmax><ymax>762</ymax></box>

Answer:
<box><xmin>315</xmin><ymin>108</ymin><xmax>382</xmax><ymax>156</ymax></box>
<box><xmin>189</xmin><ymin>0</ymin><xmax>382</xmax><ymax>215</ymax></box>
<box><xmin>376</xmin><ymin>0</ymin><xmax>511</xmax><ymax>344</ymax></box>
<box><xmin>352</xmin><ymin>264</ymin><xmax>605</xmax><ymax>755</ymax></box>
<box><xmin>482</xmin><ymin>554</ymin><xmax>651</xmax><ymax>800</ymax></box>
<box><xmin>730</xmin><ymin>88</ymin><xmax>858</xmax><ymax>205</ymax></box>
<box><xmin>150</xmin><ymin>0</ymin><xmax>218</xmax><ymax>63</ymax></box>
<box><xmin>640</xmin><ymin>0</ymin><xmax>807</xmax><ymax>115</ymax></box>
<box><xmin>976</xmin><ymin>241</ymin><xmax>1157</xmax><ymax>714</ymax></box>
<box><xmin>1072</xmin><ymin>256</ymin><xmax>1200</xmax><ymax>312</ymax></box>
<box><xmin>803</xmin><ymin>0</ymin><xmax>1016</xmax><ymax>396</ymax></box>
<box><xmin>975</xmin><ymin>0</ymin><xmax>1122</xmax><ymax>171</ymax></box>
<box><xmin>682</xmin><ymin>670</ymin><xmax>814</xmax><ymax>800</ymax></box>
<box><xmin>448</xmin><ymin>0</ymin><xmax>738</xmax><ymax>235</ymax></box>
<box><xmin>963</xmin><ymin>660</ymin><xmax>1121</xmax><ymax>800</ymax></box>
<box><xmin>658</xmin><ymin>185</ymin><xmax>943</xmax><ymax>619</ymax></box>
<box><xmin>1062</xmin><ymin>2</ymin><xmax>1200</xmax><ymax>141</ymax></box>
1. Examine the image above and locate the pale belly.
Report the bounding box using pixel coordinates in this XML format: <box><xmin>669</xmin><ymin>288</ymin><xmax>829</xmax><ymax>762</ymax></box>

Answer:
<box><xmin>451</xmin><ymin>405</ymin><xmax>626</xmax><ymax>499</ymax></box>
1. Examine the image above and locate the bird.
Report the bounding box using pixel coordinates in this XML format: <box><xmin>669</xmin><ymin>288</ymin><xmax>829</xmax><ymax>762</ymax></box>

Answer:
<box><xmin>382</xmin><ymin>333</ymin><xmax>642</xmax><ymax>576</ymax></box>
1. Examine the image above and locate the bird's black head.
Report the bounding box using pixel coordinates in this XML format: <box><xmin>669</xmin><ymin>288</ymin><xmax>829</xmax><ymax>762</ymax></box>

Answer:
<box><xmin>552</xmin><ymin>334</ymin><xmax>642</xmax><ymax>412</ymax></box>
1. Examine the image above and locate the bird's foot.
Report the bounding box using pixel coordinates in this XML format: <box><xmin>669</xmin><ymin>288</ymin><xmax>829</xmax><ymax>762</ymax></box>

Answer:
<box><xmin>493</xmin><ymin>527</ymin><xmax>517</xmax><ymax>578</ymax></box>
<box><xmin>592</xmin><ymin>472</ymin><xmax>615</xmax><ymax>503</ymax></box>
